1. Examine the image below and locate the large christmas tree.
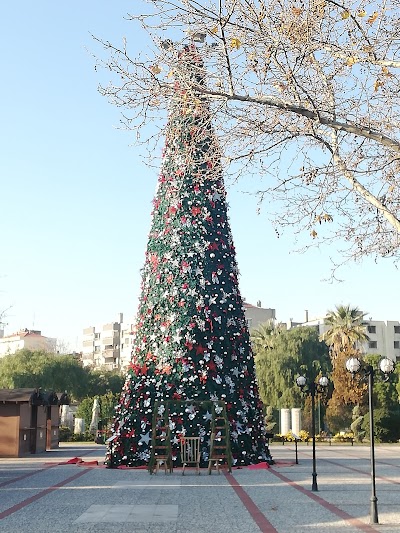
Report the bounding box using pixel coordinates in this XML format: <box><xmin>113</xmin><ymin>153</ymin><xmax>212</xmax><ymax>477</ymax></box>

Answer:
<box><xmin>106</xmin><ymin>46</ymin><xmax>269</xmax><ymax>468</ymax></box>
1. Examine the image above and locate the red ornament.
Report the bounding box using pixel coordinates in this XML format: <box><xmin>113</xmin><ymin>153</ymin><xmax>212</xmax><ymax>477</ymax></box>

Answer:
<box><xmin>191</xmin><ymin>206</ymin><xmax>201</xmax><ymax>216</ymax></box>
<box><xmin>207</xmin><ymin>360</ymin><xmax>217</xmax><ymax>372</ymax></box>
<box><xmin>195</xmin><ymin>344</ymin><xmax>205</xmax><ymax>355</ymax></box>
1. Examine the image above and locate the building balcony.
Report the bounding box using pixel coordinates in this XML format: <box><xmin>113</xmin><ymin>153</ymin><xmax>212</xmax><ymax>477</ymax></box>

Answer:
<box><xmin>102</xmin><ymin>349</ymin><xmax>120</xmax><ymax>360</ymax></box>
<box><xmin>102</xmin><ymin>322</ymin><xmax>120</xmax><ymax>332</ymax></box>
<box><xmin>83</xmin><ymin>340</ymin><xmax>94</xmax><ymax>348</ymax></box>
<box><xmin>102</xmin><ymin>335</ymin><xmax>120</xmax><ymax>346</ymax></box>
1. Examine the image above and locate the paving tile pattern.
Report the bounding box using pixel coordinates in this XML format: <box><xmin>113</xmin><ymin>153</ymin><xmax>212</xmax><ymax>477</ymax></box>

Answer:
<box><xmin>0</xmin><ymin>443</ymin><xmax>400</xmax><ymax>532</ymax></box>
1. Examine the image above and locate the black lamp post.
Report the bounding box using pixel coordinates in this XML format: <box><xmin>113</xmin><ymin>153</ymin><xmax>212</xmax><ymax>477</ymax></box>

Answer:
<box><xmin>345</xmin><ymin>355</ymin><xmax>395</xmax><ymax>525</ymax></box>
<box><xmin>296</xmin><ymin>375</ymin><xmax>329</xmax><ymax>491</ymax></box>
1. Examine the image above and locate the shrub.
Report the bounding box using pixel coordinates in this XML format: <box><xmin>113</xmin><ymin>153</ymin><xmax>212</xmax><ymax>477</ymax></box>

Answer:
<box><xmin>69</xmin><ymin>431</ymin><xmax>93</xmax><ymax>442</ymax></box>
<box><xmin>362</xmin><ymin>407</ymin><xmax>400</xmax><ymax>443</ymax></box>
<box><xmin>274</xmin><ymin>430</ymin><xmax>308</xmax><ymax>442</ymax></box>
<box><xmin>332</xmin><ymin>432</ymin><xmax>354</xmax><ymax>442</ymax></box>
<box><xmin>59</xmin><ymin>426</ymin><xmax>72</xmax><ymax>442</ymax></box>
<box><xmin>298</xmin><ymin>430</ymin><xmax>310</xmax><ymax>442</ymax></box>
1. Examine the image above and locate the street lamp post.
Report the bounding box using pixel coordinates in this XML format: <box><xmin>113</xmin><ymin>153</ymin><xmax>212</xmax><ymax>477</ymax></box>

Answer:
<box><xmin>296</xmin><ymin>375</ymin><xmax>329</xmax><ymax>492</ymax></box>
<box><xmin>346</xmin><ymin>356</ymin><xmax>395</xmax><ymax>525</ymax></box>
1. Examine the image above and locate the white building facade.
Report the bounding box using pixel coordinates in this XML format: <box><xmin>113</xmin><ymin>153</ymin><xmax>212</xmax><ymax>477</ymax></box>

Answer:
<box><xmin>297</xmin><ymin>317</ymin><xmax>400</xmax><ymax>362</ymax></box>
<box><xmin>0</xmin><ymin>329</ymin><xmax>57</xmax><ymax>357</ymax></box>
<box><xmin>244</xmin><ymin>302</ymin><xmax>276</xmax><ymax>331</ymax></box>
<box><xmin>81</xmin><ymin>304</ymin><xmax>276</xmax><ymax>372</ymax></box>
<box><xmin>81</xmin><ymin>313</ymin><xmax>135</xmax><ymax>371</ymax></box>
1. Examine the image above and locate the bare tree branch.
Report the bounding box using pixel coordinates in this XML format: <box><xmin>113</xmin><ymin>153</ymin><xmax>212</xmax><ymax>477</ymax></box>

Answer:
<box><xmin>93</xmin><ymin>0</ymin><xmax>400</xmax><ymax>269</ymax></box>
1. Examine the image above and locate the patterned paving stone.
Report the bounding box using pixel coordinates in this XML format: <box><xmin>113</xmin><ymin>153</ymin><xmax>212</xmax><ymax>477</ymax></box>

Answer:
<box><xmin>74</xmin><ymin>504</ymin><xmax>179</xmax><ymax>523</ymax></box>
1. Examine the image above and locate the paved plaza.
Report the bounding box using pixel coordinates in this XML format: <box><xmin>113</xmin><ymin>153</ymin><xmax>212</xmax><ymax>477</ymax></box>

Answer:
<box><xmin>1</xmin><ymin>442</ymin><xmax>400</xmax><ymax>532</ymax></box>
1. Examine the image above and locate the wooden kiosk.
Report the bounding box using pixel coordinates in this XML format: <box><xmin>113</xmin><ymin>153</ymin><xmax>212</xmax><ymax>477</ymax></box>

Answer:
<box><xmin>0</xmin><ymin>388</ymin><xmax>68</xmax><ymax>457</ymax></box>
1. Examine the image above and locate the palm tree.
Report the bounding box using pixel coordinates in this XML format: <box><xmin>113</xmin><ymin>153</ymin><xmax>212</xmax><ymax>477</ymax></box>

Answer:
<box><xmin>250</xmin><ymin>319</ymin><xmax>285</xmax><ymax>354</ymax></box>
<box><xmin>320</xmin><ymin>304</ymin><xmax>369</xmax><ymax>354</ymax></box>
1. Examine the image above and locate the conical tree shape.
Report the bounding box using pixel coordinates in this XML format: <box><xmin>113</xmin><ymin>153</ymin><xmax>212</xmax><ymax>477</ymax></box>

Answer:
<box><xmin>106</xmin><ymin>46</ymin><xmax>268</xmax><ymax>468</ymax></box>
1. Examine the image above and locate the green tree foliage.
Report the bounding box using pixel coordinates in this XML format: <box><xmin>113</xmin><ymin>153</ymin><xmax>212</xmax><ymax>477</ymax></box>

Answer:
<box><xmin>0</xmin><ymin>349</ymin><xmax>89</xmax><ymax>400</ymax></box>
<box><xmin>364</xmin><ymin>354</ymin><xmax>399</xmax><ymax>409</ymax></box>
<box><xmin>325</xmin><ymin>403</ymin><xmax>353</xmax><ymax>435</ymax></box>
<box><xmin>326</xmin><ymin>353</ymin><xmax>400</xmax><ymax>439</ymax></box>
<box><xmin>253</xmin><ymin>326</ymin><xmax>331</xmax><ymax>409</ymax></box>
<box><xmin>86</xmin><ymin>370</ymin><xmax>124</xmax><ymax>397</ymax></box>
<box><xmin>362</xmin><ymin>407</ymin><xmax>400</xmax><ymax>443</ymax></box>
<box><xmin>75</xmin><ymin>392</ymin><xmax>120</xmax><ymax>429</ymax></box>
<box><xmin>74</xmin><ymin>397</ymin><xmax>94</xmax><ymax>428</ymax></box>
<box><xmin>350</xmin><ymin>405</ymin><xmax>365</xmax><ymax>443</ymax></box>
<box><xmin>264</xmin><ymin>405</ymin><xmax>277</xmax><ymax>433</ymax></box>
<box><xmin>0</xmin><ymin>349</ymin><xmax>124</xmax><ymax>402</ymax></box>
<box><xmin>360</xmin><ymin>354</ymin><xmax>400</xmax><ymax>442</ymax></box>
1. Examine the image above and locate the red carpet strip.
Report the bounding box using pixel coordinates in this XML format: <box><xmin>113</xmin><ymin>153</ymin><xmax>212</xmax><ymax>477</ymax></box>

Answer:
<box><xmin>269</xmin><ymin>467</ymin><xmax>379</xmax><ymax>533</ymax></box>
<box><xmin>0</xmin><ymin>463</ymin><xmax>60</xmax><ymax>488</ymax></box>
<box><xmin>223</xmin><ymin>471</ymin><xmax>278</xmax><ymax>533</ymax></box>
<box><xmin>0</xmin><ymin>468</ymin><xmax>91</xmax><ymax>519</ymax></box>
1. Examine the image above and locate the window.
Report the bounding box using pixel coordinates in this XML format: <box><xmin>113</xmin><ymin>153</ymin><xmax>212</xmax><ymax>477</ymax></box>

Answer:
<box><xmin>369</xmin><ymin>341</ymin><xmax>377</xmax><ymax>349</ymax></box>
<box><xmin>94</xmin><ymin>346</ymin><xmax>100</xmax><ymax>352</ymax></box>
<box><xmin>394</xmin><ymin>326</ymin><xmax>400</xmax><ymax>334</ymax></box>
<box><xmin>394</xmin><ymin>341</ymin><xmax>400</xmax><ymax>349</ymax></box>
<box><xmin>94</xmin><ymin>333</ymin><xmax>100</xmax><ymax>340</ymax></box>
<box><xmin>367</xmin><ymin>325</ymin><xmax>376</xmax><ymax>334</ymax></box>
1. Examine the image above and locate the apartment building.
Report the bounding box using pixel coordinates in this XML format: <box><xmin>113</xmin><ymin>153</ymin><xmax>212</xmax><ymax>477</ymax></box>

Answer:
<box><xmin>81</xmin><ymin>313</ymin><xmax>135</xmax><ymax>371</ymax></box>
<box><xmin>297</xmin><ymin>316</ymin><xmax>400</xmax><ymax>362</ymax></box>
<box><xmin>81</xmin><ymin>304</ymin><xmax>275</xmax><ymax>371</ymax></box>
<box><xmin>244</xmin><ymin>302</ymin><xmax>276</xmax><ymax>330</ymax></box>
<box><xmin>0</xmin><ymin>329</ymin><xmax>57</xmax><ymax>357</ymax></box>
<box><xmin>360</xmin><ymin>320</ymin><xmax>400</xmax><ymax>361</ymax></box>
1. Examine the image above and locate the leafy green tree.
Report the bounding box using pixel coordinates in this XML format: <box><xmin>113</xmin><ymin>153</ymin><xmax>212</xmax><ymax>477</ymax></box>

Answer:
<box><xmin>362</xmin><ymin>407</ymin><xmax>400</xmax><ymax>443</ymax></box>
<box><xmin>325</xmin><ymin>403</ymin><xmax>353</xmax><ymax>435</ymax></box>
<box><xmin>360</xmin><ymin>354</ymin><xmax>400</xmax><ymax>442</ymax></box>
<box><xmin>326</xmin><ymin>353</ymin><xmax>400</xmax><ymax>438</ymax></box>
<box><xmin>0</xmin><ymin>349</ymin><xmax>90</xmax><ymax>399</ymax></box>
<box><xmin>0</xmin><ymin>350</ymin><xmax>125</xmax><ymax>401</ymax></box>
<box><xmin>364</xmin><ymin>354</ymin><xmax>399</xmax><ymax>408</ymax></box>
<box><xmin>86</xmin><ymin>370</ymin><xmax>124</xmax><ymax>397</ymax></box>
<box><xmin>76</xmin><ymin>392</ymin><xmax>120</xmax><ymax>429</ymax></box>
<box><xmin>254</xmin><ymin>326</ymin><xmax>331</xmax><ymax>409</ymax></box>
<box><xmin>75</xmin><ymin>397</ymin><xmax>94</xmax><ymax>429</ymax></box>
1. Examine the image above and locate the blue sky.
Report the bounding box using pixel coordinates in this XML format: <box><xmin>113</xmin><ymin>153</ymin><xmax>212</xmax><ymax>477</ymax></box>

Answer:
<box><xmin>1</xmin><ymin>1</ymin><xmax>399</xmax><ymax>350</ymax></box>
